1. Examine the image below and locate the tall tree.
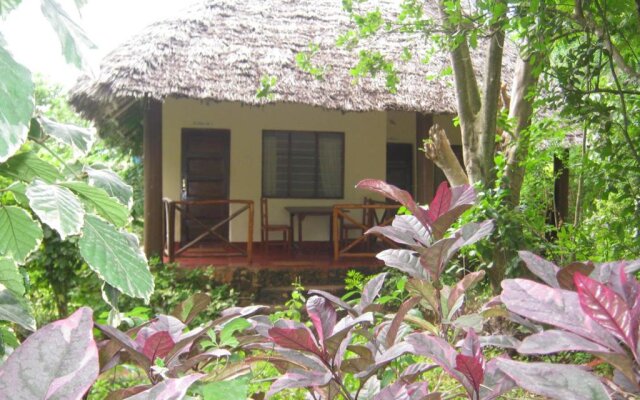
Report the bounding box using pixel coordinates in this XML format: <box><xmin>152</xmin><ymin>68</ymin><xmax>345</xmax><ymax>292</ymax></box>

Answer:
<box><xmin>340</xmin><ymin>0</ymin><xmax>640</xmax><ymax>289</ymax></box>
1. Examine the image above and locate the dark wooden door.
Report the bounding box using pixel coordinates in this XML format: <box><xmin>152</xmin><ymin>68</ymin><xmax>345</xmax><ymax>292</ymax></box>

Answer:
<box><xmin>181</xmin><ymin>129</ymin><xmax>230</xmax><ymax>243</ymax></box>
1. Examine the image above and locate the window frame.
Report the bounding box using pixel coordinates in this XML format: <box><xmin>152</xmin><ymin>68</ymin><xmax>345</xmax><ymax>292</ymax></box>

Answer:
<box><xmin>261</xmin><ymin>130</ymin><xmax>345</xmax><ymax>199</ymax></box>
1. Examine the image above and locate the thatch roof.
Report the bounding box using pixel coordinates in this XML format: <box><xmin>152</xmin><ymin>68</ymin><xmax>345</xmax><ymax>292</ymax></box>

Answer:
<box><xmin>70</xmin><ymin>0</ymin><xmax>516</xmax><ymax>122</ymax></box>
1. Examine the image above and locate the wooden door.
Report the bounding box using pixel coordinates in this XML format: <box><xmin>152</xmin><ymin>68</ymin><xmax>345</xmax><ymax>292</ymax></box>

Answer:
<box><xmin>181</xmin><ymin>129</ymin><xmax>230</xmax><ymax>243</ymax></box>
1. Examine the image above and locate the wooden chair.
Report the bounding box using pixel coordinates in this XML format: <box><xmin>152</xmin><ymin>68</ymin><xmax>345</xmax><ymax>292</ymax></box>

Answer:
<box><xmin>340</xmin><ymin>197</ymin><xmax>372</xmax><ymax>244</ymax></box>
<box><xmin>260</xmin><ymin>198</ymin><xmax>291</xmax><ymax>253</ymax></box>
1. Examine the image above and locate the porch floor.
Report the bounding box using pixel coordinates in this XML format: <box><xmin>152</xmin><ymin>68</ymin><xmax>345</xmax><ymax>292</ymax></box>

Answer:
<box><xmin>163</xmin><ymin>241</ymin><xmax>385</xmax><ymax>304</ymax></box>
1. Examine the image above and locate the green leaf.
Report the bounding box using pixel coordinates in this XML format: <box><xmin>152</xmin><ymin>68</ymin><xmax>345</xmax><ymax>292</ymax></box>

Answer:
<box><xmin>27</xmin><ymin>180</ymin><xmax>84</xmax><ymax>239</ymax></box>
<box><xmin>0</xmin><ymin>151</ymin><xmax>62</xmax><ymax>183</ymax></box>
<box><xmin>86</xmin><ymin>166</ymin><xmax>133</xmax><ymax>208</ymax></box>
<box><xmin>6</xmin><ymin>182</ymin><xmax>29</xmax><ymax>206</ymax></box>
<box><xmin>200</xmin><ymin>376</ymin><xmax>250</xmax><ymax>400</ymax></box>
<box><xmin>61</xmin><ymin>181</ymin><xmax>129</xmax><ymax>227</ymax></box>
<box><xmin>40</xmin><ymin>0</ymin><xmax>96</xmax><ymax>68</ymax></box>
<box><xmin>220</xmin><ymin>318</ymin><xmax>251</xmax><ymax>347</ymax></box>
<box><xmin>0</xmin><ymin>0</ymin><xmax>22</xmax><ymax>17</ymax></box>
<box><xmin>0</xmin><ymin>39</ymin><xmax>33</xmax><ymax>162</ymax></box>
<box><xmin>0</xmin><ymin>283</ymin><xmax>35</xmax><ymax>331</ymax></box>
<box><xmin>0</xmin><ymin>257</ymin><xmax>24</xmax><ymax>296</ymax></box>
<box><xmin>0</xmin><ymin>326</ymin><xmax>19</xmax><ymax>350</ymax></box>
<box><xmin>36</xmin><ymin>115</ymin><xmax>95</xmax><ymax>156</ymax></box>
<box><xmin>79</xmin><ymin>214</ymin><xmax>153</xmax><ymax>301</ymax></box>
<box><xmin>0</xmin><ymin>206</ymin><xmax>43</xmax><ymax>264</ymax></box>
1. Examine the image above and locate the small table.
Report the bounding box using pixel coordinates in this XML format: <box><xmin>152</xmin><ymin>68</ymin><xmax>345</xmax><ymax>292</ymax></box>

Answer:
<box><xmin>285</xmin><ymin>206</ymin><xmax>334</xmax><ymax>246</ymax></box>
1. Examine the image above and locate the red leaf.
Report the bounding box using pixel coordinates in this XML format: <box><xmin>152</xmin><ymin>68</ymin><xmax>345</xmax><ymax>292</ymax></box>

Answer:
<box><xmin>140</xmin><ymin>331</ymin><xmax>175</xmax><ymax>361</ymax></box>
<box><xmin>268</xmin><ymin>327</ymin><xmax>323</xmax><ymax>357</ymax></box>
<box><xmin>427</xmin><ymin>181</ymin><xmax>452</xmax><ymax>223</ymax></box>
<box><xmin>574</xmin><ymin>273</ymin><xmax>637</xmax><ymax>351</ymax></box>
<box><xmin>455</xmin><ymin>354</ymin><xmax>484</xmax><ymax>395</ymax></box>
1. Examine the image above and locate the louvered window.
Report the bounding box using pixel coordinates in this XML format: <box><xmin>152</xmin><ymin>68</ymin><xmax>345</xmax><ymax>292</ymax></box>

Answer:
<box><xmin>262</xmin><ymin>131</ymin><xmax>344</xmax><ymax>198</ymax></box>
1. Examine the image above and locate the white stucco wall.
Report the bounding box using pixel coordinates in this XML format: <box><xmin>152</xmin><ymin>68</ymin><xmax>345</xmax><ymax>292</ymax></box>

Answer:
<box><xmin>163</xmin><ymin>100</ymin><xmax>387</xmax><ymax>242</ymax></box>
<box><xmin>162</xmin><ymin>100</ymin><xmax>461</xmax><ymax>243</ymax></box>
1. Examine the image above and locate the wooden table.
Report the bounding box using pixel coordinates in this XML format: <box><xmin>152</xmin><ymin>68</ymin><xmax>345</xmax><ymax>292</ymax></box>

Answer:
<box><xmin>285</xmin><ymin>206</ymin><xmax>334</xmax><ymax>246</ymax></box>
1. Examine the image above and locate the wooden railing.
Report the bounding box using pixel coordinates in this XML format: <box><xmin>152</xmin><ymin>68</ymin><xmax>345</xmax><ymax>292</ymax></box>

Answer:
<box><xmin>332</xmin><ymin>203</ymin><xmax>399</xmax><ymax>260</ymax></box>
<box><xmin>163</xmin><ymin>198</ymin><xmax>254</xmax><ymax>263</ymax></box>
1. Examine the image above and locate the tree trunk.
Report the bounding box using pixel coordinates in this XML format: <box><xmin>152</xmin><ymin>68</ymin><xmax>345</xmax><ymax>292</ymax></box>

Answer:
<box><xmin>489</xmin><ymin>55</ymin><xmax>542</xmax><ymax>292</ymax></box>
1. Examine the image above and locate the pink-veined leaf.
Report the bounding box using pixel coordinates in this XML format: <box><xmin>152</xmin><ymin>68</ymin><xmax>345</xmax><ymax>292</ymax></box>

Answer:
<box><xmin>356</xmin><ymin>179</ymin><xmax>431</xmax><ymax>232</ymax></box>
<box><xmin>307</xmin><ymin>289</ymin><xmax>357</xmax><ymax>315</ymax></box>
<box><xmin>306</xmin><ymin>295</ymin><xmax>337</xmax><ymax>346</ymax></box>
<box><xmin>518</xmin><ymin>330</ymin><xmax>614</xmax><ymax>354</ymax></box>
<box><xmin>430</xmin><ymin>184</ymin><xmax>475</xmax><ymax>239</ymax></box>
<box><xmin>95</xmin><ymin>323</ymin><xmax>152</xmax><ymax>370</ymax></box>
<box><xmin>448</xmin><ymin>271</ymin><xmax>486</xmax><ymax>311</ymax></box>
<box><xmin>495</xmin><ymin>359</ymin><xmax>610</xmax><ymax>400</ymax></box>
<box><xmin>140</xmin><ymin>331</ymin><xmax>175</xmax><ymax>361</ymax></box>
<box><xmin>373</xmin><ymin>381</ymin><xmax>411</xmax><ymax>400</ymax></box>
<box><xmin>268</xmin><ymin>326</ymin><xmax>322</xmax><ymax>357</ymax></box>
<box><xmin>387</xmin><ymin>296</ymin><xmax>421</xmax><ymax>347</ymax></box>
<box><xmin>518</xmin><ymin>251</ymin><xmax>560</xmax><ymax>288</ymax></box>
<box><xmin>127</xmin><ymin>374</ymin><xmax>204</xmax><ymax>400</ymax></box>
<box><xmin>456</xmin><ymin>329</ymin><xmax>484</xmax><ymax>396</ymax></box>
<box><xmin>479</xmin><ymin>358</ymin><xmax>516</xmax><ymax>400</ymax></box>
<box><xmin>377</xmin><ymin>249</ymin><xmax>427</xmax><ymax>280</ymax></box>
<box><xmin>427</xmin><ymin>182</ymin><xmax>452</xmax><ymax>223</ymax></box>
<box><xmin>501</xmin><ymin>279</ymin><xmax>622</xmax><ymax>352</ymax></box>
<box><xmin>266</xmin><ymin>369</ymin><xmax>332</xmax><ymax>398</ymax></box>
<box><xmin>358</xmin><ymin>272</ymin><xmax>387</xmax><ymax>313</ymax></box>
<box><xmin>574</xmin><ymin>273</ymin><xmax>637</xmax><ymax>351</ymax></box>
<box><xmin>419</xmin><ymin>238</ymin><xmax>458</xmax><ymax>281</ymax></box>
<box><xmin>0</xmin><ymin>307</ymin><xmax>98</xmax><ymax>400</ymax></box>
<box><xmin>455</xmin><ymin>354</ymin><xmax>484</xmax><ymax>396</ymax></box>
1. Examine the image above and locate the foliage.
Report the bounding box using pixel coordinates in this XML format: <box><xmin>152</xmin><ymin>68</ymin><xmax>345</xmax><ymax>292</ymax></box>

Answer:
<box><xmin>0</xmin><ymin>0</ymin><xmax>152</xmax><ymax>359</ymax></box>
<box><xmin>239</xmin><ymin>181</ymin><xmax>500</xmax><ymax>399</ymax></box>
<box><xmin>496</xmin><ymin>251</ymin><xmax>640</xmax><ymax>398</ymax></box>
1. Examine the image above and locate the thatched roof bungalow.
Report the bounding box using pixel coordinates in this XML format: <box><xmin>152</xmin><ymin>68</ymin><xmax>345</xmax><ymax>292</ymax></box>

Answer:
<box><xmin>70</xmin><ymin>0</ymin><xmax>514</xmax><ymax>257</ymax></box>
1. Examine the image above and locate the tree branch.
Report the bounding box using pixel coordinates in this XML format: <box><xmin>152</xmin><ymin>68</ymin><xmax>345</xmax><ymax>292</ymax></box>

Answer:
<box><xmin>502</xmin><ymin>55</ymin><xmax>542</xmax><ymax>206</ymax></box>
<box><xmin>479</xmin><ymin>25</ymin><xmax>505</xmax><ymax>184</ymax></box>
<box><xmin>423</xmin><ymin>124</ymin><xmax>469</xmax><ymax>186</ymax></box>
<box><xmin>573</xmin><ymin>0</ymin><xmax>640</xmax><ymax>83</ymax></box>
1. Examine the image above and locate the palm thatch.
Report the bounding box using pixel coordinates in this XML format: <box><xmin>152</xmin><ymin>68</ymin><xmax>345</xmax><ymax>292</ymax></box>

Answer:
<box><xmin>69</xmin><ymin>0</ymin><xmax>516</xmax><ymax>122</ymax></box>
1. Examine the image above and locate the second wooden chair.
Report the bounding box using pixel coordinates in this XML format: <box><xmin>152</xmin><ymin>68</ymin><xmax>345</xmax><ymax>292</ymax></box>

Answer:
<box><xmin>260</xmin><ymin>198</ymin><xmax>292</xmax><ymax>253</ymax></box>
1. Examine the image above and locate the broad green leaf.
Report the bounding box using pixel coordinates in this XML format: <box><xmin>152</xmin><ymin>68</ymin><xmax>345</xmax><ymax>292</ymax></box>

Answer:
<box><xmin>0</xmin><ymin>307</ymin><xmax>98</xmax><ymax>397</ymax></box>
<box><xmin>6</xmin><ymin>182</ymin><xmax>29</xmax><ymax>206</ymax></box>
<box><xmin>79</xmin><ymin>215</ymin><xmax>153</xmax><ymax>301</ymax></box>
<box><xmin>62</xmin><ymin>181</ymin><xmax>129</xmax><ymax>227</ymax></box>
<box><xmin>0</xmin><ymin>283</ymin><xmax>35</xmax><ymax>331</ymax></box>
<box><xmin>0</xmin><ymin>40</ymin><xmax>33</xmax><ymax>163</ymax></box>
<box><xmin>0</xmin><ymin>257</ymin><xmax>24</xmax><ymax>296</ymax></box>
<box><xmin>40</xmin><ymin>0</ymin><xmax>96</xmax><ymax>68</ymax></box>
<box><xmin>0</xmin><ymin>206</ymin><xmax>43</xmax><ymax>264</ymax></box>
<box><xmin>27</xmin><ymin>180</ymin><xmax>84</xmax><ymax>239</ymax></box>
<box><xmin>37</xmin><ymin>115</ymin><xmax>95</xmax><ymax>156</ymax></box>
<box><xmin>86</xmin><ymin>166</ymin><xmax>133</xmax><ymax>208</ymax></box>
<box><xmin>0</xmin><ymin>151</ymin><xmax>62</xmax><ymax>183</ymax></box>
<box><xmin>0</xmin><ymin>0</ymin><xmax>22</xmax><ymax>17</ymax></box>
